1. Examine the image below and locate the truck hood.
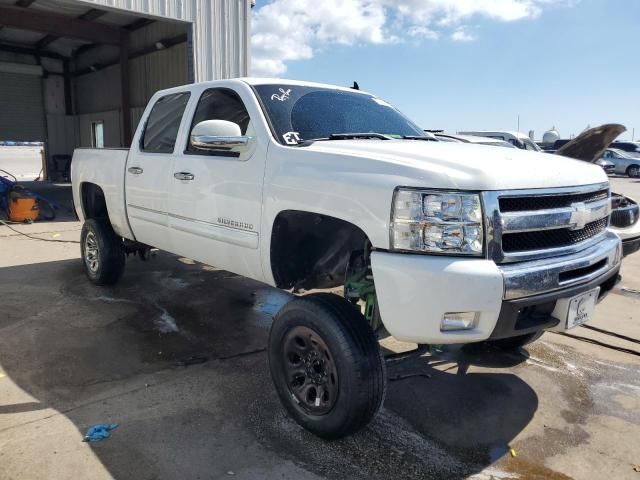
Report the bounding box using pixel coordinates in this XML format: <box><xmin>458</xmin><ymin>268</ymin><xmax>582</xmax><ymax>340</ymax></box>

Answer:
<box><xmin>304</xmin><ymin>139</ymin><xmax>607</xmax><ymax>190</ymax></box>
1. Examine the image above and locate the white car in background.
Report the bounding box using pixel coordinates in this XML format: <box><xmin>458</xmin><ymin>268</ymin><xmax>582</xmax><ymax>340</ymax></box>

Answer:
<box><xmin>434</xmin><ymin>133</ymin><xmax>516</xmax><ymax>148</ymax></box>
<box><xmin>600</xmin><ymin>148</ymin><xmax>640</xmax><ymax>178</ymax></box>
<box><xmin>458</xmin><ymin>130</ymin><xmax>542</xmax><ymax>151</ymax></box>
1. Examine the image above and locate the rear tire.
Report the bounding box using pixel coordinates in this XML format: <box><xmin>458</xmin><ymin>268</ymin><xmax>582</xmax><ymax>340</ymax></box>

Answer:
<box><xmin>628</xmin><ymin>165</ymin><xmax>640</xmax><ymax>178</ymax></box>
<box><xmin>268</xmin><ymin>293</ymin><xmax>386</xmax><ymax>439</ymax></box>
<box><xmin>482</xmin><ymin>331</ymin><xmax>544</xmax><ymax>351</ymax></box>
<box><xmin>80</xmin><ymin>219</ymin><xmax>125</xmax><ymax>286</ymax></box>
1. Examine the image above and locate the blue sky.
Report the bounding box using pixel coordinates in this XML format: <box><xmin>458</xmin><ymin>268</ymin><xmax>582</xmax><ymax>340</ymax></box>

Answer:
<box><xmin>251</xmin><ymin>0</ymin><xmax>639</xmax><ymax>141</ymax></box>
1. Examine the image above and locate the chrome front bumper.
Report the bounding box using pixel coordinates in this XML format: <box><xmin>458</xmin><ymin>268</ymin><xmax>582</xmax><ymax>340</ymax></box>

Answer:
<box><xmin>500</xmin><ymin>230</ymin><xmax>622</xmax><ymax>300</ymax></box>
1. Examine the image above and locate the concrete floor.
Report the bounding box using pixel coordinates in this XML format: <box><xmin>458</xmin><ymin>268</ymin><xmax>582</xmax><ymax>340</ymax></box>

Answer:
<box><xmin>1</xmin><ymin>178</ymin><xmax>639</xmax><ymax>480</ymax></box>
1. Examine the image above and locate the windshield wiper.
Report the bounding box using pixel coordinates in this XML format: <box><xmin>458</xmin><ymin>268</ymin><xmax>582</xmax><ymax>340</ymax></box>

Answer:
<box><xmin>298</xmin><ymin>132</ymin><xmax>393</xmax><ymax>145</ymax></box>
<box><xmin>328</xmin><ymin>133</ymin><xmax>392</xmax><ymax>140</ymax></box>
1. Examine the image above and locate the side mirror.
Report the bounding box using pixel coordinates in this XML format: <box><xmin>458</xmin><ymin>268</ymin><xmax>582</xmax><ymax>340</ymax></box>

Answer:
<box><xmin>190</xmin><ymin>120</ymin><xmax>252</xmax><ymax>153</ymax></box>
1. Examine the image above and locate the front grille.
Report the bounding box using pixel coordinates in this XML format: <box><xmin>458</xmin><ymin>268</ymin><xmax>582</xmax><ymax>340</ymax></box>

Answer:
<box><xmin>502</xmin><ymin>217</ymin><xmax>609</xmax><ymax>252</ymax></box>
<box><xmin>499</xmin><ymin>188</ymin><xmax>609</xmax><ymax>212</ymax></box>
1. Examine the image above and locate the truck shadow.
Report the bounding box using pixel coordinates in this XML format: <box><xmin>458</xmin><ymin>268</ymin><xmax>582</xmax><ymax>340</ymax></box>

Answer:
<box><xmin>0</xmin><ymin>254</ymin><xmax>538</xmax><ymax>480</ymax></box>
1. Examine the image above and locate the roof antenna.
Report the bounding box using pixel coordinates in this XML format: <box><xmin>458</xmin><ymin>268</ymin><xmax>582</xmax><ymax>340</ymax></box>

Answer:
<box><xmin>351</xmin><ymin>81</ymin><xmax>360</xmax><ymax>90</ymax></box>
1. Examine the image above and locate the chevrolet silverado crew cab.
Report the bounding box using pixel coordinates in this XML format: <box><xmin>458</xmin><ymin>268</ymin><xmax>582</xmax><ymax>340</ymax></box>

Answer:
<box><xmin>72</xmin><ymin>78</ymin><xmax>623</xmax><ymax>439</ymax></box>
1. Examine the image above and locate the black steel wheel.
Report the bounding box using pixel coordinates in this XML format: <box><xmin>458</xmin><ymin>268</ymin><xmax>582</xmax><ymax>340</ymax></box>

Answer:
<box><xmin>80</xmin><ymin>219</ymin><xmax>125</xmax><ymax>286</ymax></box>
<box><xmin>269</xmin><ymin>293</ymin><xmax>386</xmax><ymax>439</ymax></box>
<box><xmin>282</xmin><ymin>326</ymin><xmax>339</xmax><ymax>415</ymax></box>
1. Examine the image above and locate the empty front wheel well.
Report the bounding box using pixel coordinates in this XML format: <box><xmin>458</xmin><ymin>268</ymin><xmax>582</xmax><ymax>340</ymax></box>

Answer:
<box><xmin>80</xmin><ymin>183</ymin><xmax>109</xmax><ymax>221</ymax></box>
<box><xmin>270</xmin><ymin>210</ymin><xmax>369</xmax><ymax>290</ymax></box>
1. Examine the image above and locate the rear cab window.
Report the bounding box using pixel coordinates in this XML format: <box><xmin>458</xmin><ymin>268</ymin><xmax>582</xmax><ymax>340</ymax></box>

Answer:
<box><xmin>141</xmin><ymin>92</ymin><xmax>191</xmax><ymax>153</ymax></box>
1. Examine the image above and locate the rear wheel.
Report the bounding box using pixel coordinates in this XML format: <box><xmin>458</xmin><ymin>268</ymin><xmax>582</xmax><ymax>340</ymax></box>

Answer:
<box><xmin>482</xmin><ymin>331</ymin><xmax>544</xmax><ymax>351</ymax></box>
<box><xmin>80</xmin><ymin>219</ymin><xmax>125</xmax><ymax>286</ymax></box>
<box><xmin>268</xmin><ymin>293</ymin><xmax>386</xmax><ymax>439</ymax></box>
<box><xmin>628</xmin><ymin>165</ymin><xmax>640</xmax><ymax>178</ymax></box>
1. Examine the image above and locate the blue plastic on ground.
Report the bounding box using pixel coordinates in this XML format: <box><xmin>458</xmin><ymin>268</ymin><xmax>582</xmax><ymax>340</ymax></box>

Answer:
<box><xmin>83</xmin><ymin>423</ymin><xmax>119</xmax><ymax>442</ymax></box>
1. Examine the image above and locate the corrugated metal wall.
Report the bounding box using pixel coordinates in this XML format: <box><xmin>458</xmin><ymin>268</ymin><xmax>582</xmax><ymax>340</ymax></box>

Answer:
<box><xmin>77</xmin><ymin>110</ymin><xmax>122</xmax><ymax>147</ymax></box>
<box><xmin>46</xmin><ymin>115</ymin><xmax>77</xmax><ymax>156</ymax></box>
<box><xmin>73</xmin><ymin>20</ymin><xmax>190</xmax><ymax>147</ymax></box>
<box><xmin>71</xmin><ymin>0</ymin><xmax>250</xmax><ymax>148</ymax></box>
<box><xmin>130</xmin><ymin>43</ymin><xmax>188</xmax><ymax>105</ymax></box>
<box><xmin>75</xmin><ymin>64</ymin><xmax>121</xmax><ymax>115</ymax></box>
<box><xmin>74</xmin><ymin>21</ymin><xmax>189</xmax><ymax>114</ymax></box>
<box><xmin>0</xmin><ymin>72</ymin><xmax>47</xmax><ymax>141</ymax></box>
<box><xmin>74</xmin><ymin>0</ymin><xmax>250</xmax><ymax>80</ymax></box>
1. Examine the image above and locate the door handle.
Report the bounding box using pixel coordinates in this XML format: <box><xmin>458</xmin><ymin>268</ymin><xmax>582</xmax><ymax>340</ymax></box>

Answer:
<box><xmin>174</xmin><ymin>172</ymin><xmax>195</xmax><ymax>181</ymax></box>
<box><xmin>127</xmin><ymin>166</ymin><xmax>143</xmax><ymax>174</ymax></box>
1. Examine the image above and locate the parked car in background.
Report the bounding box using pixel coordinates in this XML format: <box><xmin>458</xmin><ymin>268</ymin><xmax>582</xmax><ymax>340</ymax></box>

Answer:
<box><xmin>458</xmin><ymin>130</ymin><xmax>542</xmax><ymax>151</ymax></box>
<box><xmin>609</xmin><ymin>194</ymin><xmax>640</xmax><ymax>257</ymax></box>
<box><xmin>434</xmin><ymin>133</ymin><xmax>516</xmax><ymax>148</ymax></box>
<box><xmin>543</xmin><ymin>138</ymin><xmax>572</xmax><ymax>153</ymax></box>
<box><xmin>609</xmin><ymin>141</ymin><xmax>640</xmax><ymax>158</ymax></box>
<box><xmin>595</xmin><ymin>158</ymin><xmax>615</xmax><ymax>174</ymax></box>
<box><xmin>601</xmin><ymin>148</ymin><xmax>640</xmax><ymax>177</ymax></box>
<box><xmin>547</xmin><ymin>125</ymin><xmax>640</xmax><ymax>258</ymax></box>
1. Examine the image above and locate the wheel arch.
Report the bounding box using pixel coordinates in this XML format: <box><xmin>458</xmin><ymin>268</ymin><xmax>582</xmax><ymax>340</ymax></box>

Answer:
<box><xmin>80</xmin><ymin>182</ymin><xmax>110</xmax><ymax>222</ymax></box>
<box><xmin>269</xmin><ymin>210</ymin><xmax>370</xmax><ymax>290</ymax></box>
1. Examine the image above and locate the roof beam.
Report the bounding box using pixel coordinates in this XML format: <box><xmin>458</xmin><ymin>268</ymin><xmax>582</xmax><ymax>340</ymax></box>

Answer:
<box><xmin>0</xmin><ymin>5</ymin><xmax>121</xmax><ymax>45</ymax></box>
<box><xmin>14</xmin><ymin>0</ymin><xmax>36</xmax><ymax>8</ymax></box>
<box><xmin>73</xmin><ymin>16</ymin><xmax>156</xmax><ymax>59</ymax></box>
<box><xmin>73</xmin><ymin>43</ymin><xmax>99</xmax><ymax>57</ymax></box>
<box><xmin>124</xmin><ymin>17</ymin><xmax>156</xmax><ymax>31</ymax></box>
<box><xmin>79</xmin><ymin>8</ymin><xmax>109</xmax><ymax>21</ymax></box>
<box><xmin>0</xmin><ymin>0</ymin><xmax>34</xmax><ymax>32</ymax></box>
<box><xmin>73</xmin><ymin>33</ymin><xmax>187</xmax><ymax>77</ymax></box>
<box><xmin>0</xmin><ymin>42</ymin><xmax>66</xmax><ymax>60</ymax></box>
<box><xmin>35</xmin><ymin>8</ymin><xmax>108</xmax><ymax>49</ymax></box>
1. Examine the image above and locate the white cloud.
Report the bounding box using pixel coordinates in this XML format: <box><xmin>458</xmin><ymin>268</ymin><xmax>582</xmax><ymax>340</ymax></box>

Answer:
<box><xmin>407</xmin><ymin>26</ymin><xmax>440</xmax><ymax>40</ymax></box>
<box><xmin>451</xmin><ymin>27</ymin><xmax>476</xmax><ymax>42</ymax></box>
<box><xmin>251</xmin><ymin>0</ymin><xmax>574</xmax><ymax>76</ymax></box>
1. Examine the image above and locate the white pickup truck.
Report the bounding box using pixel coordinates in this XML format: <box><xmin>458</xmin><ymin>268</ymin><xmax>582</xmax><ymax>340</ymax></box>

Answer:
<box><xmin>72</xmin><ymin>78</ymin><xmax>622</xmax><ymax>439</ymax></box>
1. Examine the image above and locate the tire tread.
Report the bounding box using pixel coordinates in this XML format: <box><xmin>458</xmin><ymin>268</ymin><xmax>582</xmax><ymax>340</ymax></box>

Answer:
<box><xmin>269</xmin><ymin>292</ymin><xmax>385</xmax><ymax>439</ymax></box>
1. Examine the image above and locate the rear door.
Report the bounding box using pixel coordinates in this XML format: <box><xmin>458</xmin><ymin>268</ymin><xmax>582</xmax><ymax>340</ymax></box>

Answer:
<box><xmin>610</xmin><ymin>151</ymin><xmax>629</xmax><ymax>175</ymax></box>
<box><xmin>125</xmin><ymin>91</ymin><xmax>191</xmax><ymax>250</ymax></box>
<box><xmin>168</xmin><ymin>85</ymin><xmax>267</xmax><ymax>280</ymax></box>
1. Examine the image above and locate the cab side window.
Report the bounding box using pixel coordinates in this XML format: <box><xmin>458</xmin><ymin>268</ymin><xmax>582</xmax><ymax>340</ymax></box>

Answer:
<box><xmin>141</xmin><ymin>92</ymin><xmax>190</xmax><ymax>153</ymax></box>
<box><xmin>186</xmin><ymin>88</ymin><xmax>250</xmax><ymax>153</ymax></box>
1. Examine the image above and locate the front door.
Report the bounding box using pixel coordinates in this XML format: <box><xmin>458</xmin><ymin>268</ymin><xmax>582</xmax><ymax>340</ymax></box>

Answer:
<box><xmin>125</xmin><ymin>91</ymin><xmax>191</xmax><ymax>251</ymax></box>
<box><xmin>168</xmin><ymin>86</ymin><xmax>267</xmax><ymax>280</ymax></box>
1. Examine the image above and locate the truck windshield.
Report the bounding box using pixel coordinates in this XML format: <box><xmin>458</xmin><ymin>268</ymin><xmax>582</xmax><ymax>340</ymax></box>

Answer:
<box><xmin>253</xmin><ymin>84</ymin><xmax>426</xmax><ymax>145</ymax></box>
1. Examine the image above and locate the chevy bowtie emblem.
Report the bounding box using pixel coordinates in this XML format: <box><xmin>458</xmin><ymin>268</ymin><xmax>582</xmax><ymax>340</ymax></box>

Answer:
<box><xmin>569</xmin><ymin>202</ymin><xmax>589</xmax><ymax>230</ymax></box>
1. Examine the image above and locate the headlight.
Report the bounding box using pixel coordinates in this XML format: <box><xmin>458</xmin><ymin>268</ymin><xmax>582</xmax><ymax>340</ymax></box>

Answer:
<box><xmin>390</xmin><ymin>188</ymin><xmax>484</xmax><ymax>255</ymax></box>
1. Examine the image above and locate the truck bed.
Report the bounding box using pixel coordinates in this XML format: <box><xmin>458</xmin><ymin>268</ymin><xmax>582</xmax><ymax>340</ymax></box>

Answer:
<box><xmin>71</xmin><ymin>148</ymin><xmax>134</xmax><ymax>240</ymax></box>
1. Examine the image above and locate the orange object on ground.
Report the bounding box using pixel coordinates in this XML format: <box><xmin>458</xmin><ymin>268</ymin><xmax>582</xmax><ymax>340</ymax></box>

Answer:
<box><xmin>8</xmin><ymin>193</ymin><xmax>39</xmax><ymax>222</ymax></box>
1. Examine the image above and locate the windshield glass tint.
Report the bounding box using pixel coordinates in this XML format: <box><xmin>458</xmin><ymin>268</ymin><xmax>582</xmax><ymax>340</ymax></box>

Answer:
<box><xmin>254</xmin><ymin>84</ymin><xmax>425</xmax><ymax>145</ymax></box>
